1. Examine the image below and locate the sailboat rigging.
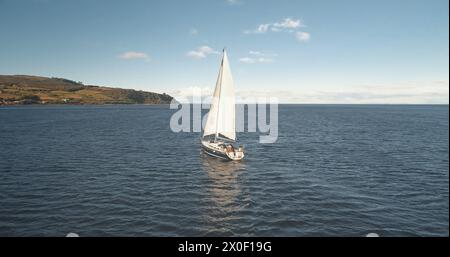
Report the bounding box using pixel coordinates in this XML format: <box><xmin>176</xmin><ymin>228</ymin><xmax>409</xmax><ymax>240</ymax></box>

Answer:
<box><xmin>201</xmin><ymin>49</ymin><xmax>244</xmax><ymax>161</ymax></box>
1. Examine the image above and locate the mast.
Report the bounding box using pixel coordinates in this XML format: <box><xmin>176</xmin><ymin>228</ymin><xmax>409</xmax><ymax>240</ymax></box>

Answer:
<box><xmin>203</xmin><ymin>48</ymin><xmax>236</xmax><ymax>142</ymax></box>
<box><xmin>214</xmin><ymin>49</ymin><xmax>226</xmax><ymax>142</ymax></box>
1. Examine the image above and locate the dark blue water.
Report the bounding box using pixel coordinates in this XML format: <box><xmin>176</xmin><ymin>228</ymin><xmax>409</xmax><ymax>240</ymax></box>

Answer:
<box><xmin>0</xmin><ymin>105</ymin><xmax>448</xmax><ymax>236</ymax></box>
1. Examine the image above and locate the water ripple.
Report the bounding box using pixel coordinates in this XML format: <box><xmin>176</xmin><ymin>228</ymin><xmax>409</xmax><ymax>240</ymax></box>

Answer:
<box><xmin>0</xmin><ymin>105</ymin><xmax>448</xmax><ymax>236</ymax></box>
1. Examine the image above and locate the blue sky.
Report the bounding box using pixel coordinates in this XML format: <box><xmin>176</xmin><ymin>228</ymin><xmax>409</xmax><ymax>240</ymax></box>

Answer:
<box><xmin>0</xmin><ymin>0</ymin><xmax>448</xmax><ymax>103</ymax></box>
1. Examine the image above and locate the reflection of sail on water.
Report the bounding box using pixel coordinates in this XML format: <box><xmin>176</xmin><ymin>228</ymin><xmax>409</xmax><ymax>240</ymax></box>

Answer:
<box><xmin>201</xmin><ymin>155</ymin><xmax>246</xmax><ymax>234</ymax></box>
<box><xmin>202</xmin><ymin>156</ymin><xmax>244</xmax><ymax>208</ymax></box>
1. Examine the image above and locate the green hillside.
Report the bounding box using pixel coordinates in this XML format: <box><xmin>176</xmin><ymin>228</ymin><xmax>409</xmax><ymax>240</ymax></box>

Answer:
<box><xmin>0</xmin><ymin>75</ymin><xmax>174</xmax><ymax>105</ymax></box>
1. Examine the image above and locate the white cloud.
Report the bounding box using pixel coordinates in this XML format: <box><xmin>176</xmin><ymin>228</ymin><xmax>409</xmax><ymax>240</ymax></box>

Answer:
<box><xmin>240</xmin><ymin>51</ymin><xmax>276</xmax><ymax>64</ymax></box>
<box><xmin>242</xmin><ymin>81</ymin><xmax>449</xmax><ymax>104</ymax></box>
<box><xmin>258</xmin><ymin>57</ymin><xmax>274</xmax><ymax>63</ymax></box>
<box><xmin>170</xmin><ymin>80</ymin><xmax>449</xmax><ymax>104</ymax></box>
<box><xmin>239</xmin><ymin>57</ymin><xmax>272</xmax><ymax>64</ymax></box>
<box><xmin>245</xmin><ymin>18</ymin><xmax>304</xmax><ymax>33</ymax></box>
<box><xmin>239</xmin><ymin>57</ymin><xmax>255</xmax><ymax>64</ymax></box>
<box><xmin>249</xmin><ymin>51</ymin><xmax>278</xmax><ymax>57</ymax></box>
<box><xmin>249</xmin><ymin>51</ymin><xmax>261</xmax><ymax>55</ymax></box>
<box><xmin>273</xmin><ymin>18</ymin><xmax>303</xmax><ymax>29</ymax></box>
<box><xmin>244</xmin><ymin>24</ymin><xmax>270</xmax><ymax>34</ymax></box>
<box><xmin>244</xmin><ymin>17</ymin><xmax>310</xmax><ymax>42</ymax></box>
<box><xmin>168</xmin><ymin>86</ymin><xmax>213</xmax><ymax>103</ymax></box>
<box><xmin>186</xmin><ymin>46</ymin><xmax>219</xmax><ymax>59</ymax></box>
<box><xmin>296</xmin><ymin>31</ymin><xmax>311</xmax><ymax>42</ymax></box>
<box><xmin>118</xmin><ymin>51</ymin><xmax>150</xmax><ymax>61</ymax></box>
<box><xmin>257</xmin><ymin>24</ymin><xmax>270</xmax><ymax>33</ymax></box>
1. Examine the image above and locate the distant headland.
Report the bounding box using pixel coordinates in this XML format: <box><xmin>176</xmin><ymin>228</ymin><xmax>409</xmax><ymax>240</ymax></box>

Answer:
<box><xmin>0</xmin><ymin>75</ymin><xmax>174</xmax><ymax>105</ymax></box>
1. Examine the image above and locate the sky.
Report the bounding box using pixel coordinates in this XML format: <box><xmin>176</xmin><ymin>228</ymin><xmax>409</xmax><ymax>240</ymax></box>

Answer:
<box><xmin>0</xmin><ymin>0</ymin><xmax>448</xmax><ymax>103</ymax></box>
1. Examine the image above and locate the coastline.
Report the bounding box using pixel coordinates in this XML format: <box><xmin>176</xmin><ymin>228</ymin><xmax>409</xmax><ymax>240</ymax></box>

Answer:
<box><xmin>0</xmin><ymin>75</ymin><xmax>174</xmax><ymax>106</ymax></box>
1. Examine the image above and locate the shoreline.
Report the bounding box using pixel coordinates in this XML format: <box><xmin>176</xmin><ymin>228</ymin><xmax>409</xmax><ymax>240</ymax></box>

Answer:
<box><xmin>1</xmin><ymin>103</ymin><xmax>447</xmax><ymax>107</ymax></box>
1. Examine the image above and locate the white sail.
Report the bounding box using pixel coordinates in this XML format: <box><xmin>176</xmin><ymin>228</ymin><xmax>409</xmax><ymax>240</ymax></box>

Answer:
<box><xmin>203</xmin><ymin>49</ymin><xmax>236</xmax><ymax>141</ymax></box>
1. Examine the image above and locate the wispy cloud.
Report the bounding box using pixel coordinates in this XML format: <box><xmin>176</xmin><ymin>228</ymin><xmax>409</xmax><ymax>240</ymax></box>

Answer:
<box><xmin>239</xmin><ymin>57</ymin><xmax>256</xmax><ymax>64</ymax></box>
<box><xmin>249</xmin><ymin>51</ymin><xmax>262</xmax><ymax>55</ymax></box>
<box><xmin>245</xmin><ymin>18</ymin><xmax>304</xmax><ymax>34</ymax></box>
<box><xmin>250</xmin><ymin>81</ymin><xmax>449</xmax><ymax>104</ymax></box>
<box><xmin>249</xmin><ymin>51</ymin><xmax>278</xmax><ymax>57</ymax></box>
<box><xmin>169</xmin><ymin>86</ymin><xmax>213</xmax><ymax>103</ymax></box>
<box><xmin>244</xmin><ymin>24</ymin><xmax>270</xmax><ymax>34</ymax></box>
<box><xmin>186</xmin><ymin>46</ymin><xmax>219</xmax><ymax>59</ymax></box>
<box><xmin>118</xmin><ymin>51</ymin><xmax>150</xmax><ymax>61</ymax></box>
<box><xmin>273</xmin><ymin>18</ymin><xmax>304</xmax><ymax>30</ymax></box>
<box><xmin>171</xmin><ymin>80</ymin><xmax>449</xmax><ymax>104</ymax></box>
<box><xmin>296</xmin><ymin>31</ymin><xmax>310</xmax><ymax>42</ymax></box>
<box><xmin>244</xmin><ymin>17</ymin><xmax>310</xmax><ymax>42</ymax></box>
<box><xmin>239</xmin><ymin>57</ymin><xmax>274</xmax><ymax>64</ymax></box>
<box><xmin>239</xmin><ymin>51</ymin><xmax>277</xmax><ymax>64</ymax></box>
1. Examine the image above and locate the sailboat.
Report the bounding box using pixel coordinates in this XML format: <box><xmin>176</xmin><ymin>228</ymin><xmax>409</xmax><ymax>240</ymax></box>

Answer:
<box><xmin>201</xmin><ymin>49</ymin><xmax>245</xmax><ymax>161</ymax></box>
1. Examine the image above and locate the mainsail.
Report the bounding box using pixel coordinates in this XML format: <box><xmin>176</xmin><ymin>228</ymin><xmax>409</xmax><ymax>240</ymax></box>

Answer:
<box><xmin>203</xmin><ymin>49</ymin><xmax>236</xmax><ymax>141</ymax></box>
